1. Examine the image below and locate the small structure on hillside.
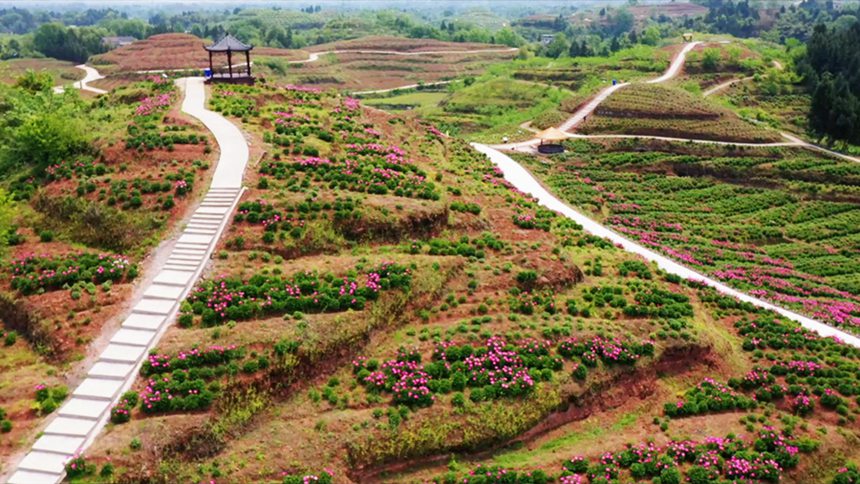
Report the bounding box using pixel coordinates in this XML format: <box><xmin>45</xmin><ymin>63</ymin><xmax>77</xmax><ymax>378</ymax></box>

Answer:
<box><xmin>536</xmin><ymin>127</ymin><xmax>568</xmax><ymax>154</ymax></box>
<box><xmin>683</xmin><ymin>32</ymin><xmax>694</xmax><ymax>42</ymax></box>
<box><xmin>204</xmin><ymin>33</ymin><xmax>254</xmax><ymax>84</ymax></box>
<box><xmin>540</xmin><ymin>34</ymin><xmax>556</xmax><ymax>46</ymax></box>
<box><xmin>102</xmin><ymin>36</ymin><xmax>136</xmax><ymax>49</ymax></box>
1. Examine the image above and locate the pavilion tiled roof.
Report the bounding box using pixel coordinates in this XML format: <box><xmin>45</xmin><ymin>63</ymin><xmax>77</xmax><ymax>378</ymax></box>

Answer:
<box><xmin>205</xmin><ymin>34</ymin><xmax>253</xmax><ymax>52</ymax></box>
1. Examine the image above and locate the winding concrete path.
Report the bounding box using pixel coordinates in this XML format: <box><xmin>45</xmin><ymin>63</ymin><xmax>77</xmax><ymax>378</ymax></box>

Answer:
<box><xmin>491</xmin><ymin>43</ymin><xmax>703</xmax><ymax>151</ymax></box>
<box><xmin>52</xmin><ymin>65</ymin><xmax>106</xmax><ymax>95</ymax></box>
<box><xmin>647</xmin><ymin>41</ymin><xmax>702</xmax><ymax>84</ymax></box>
<box><xmin>488</xmin><ymin>41</ymin><xmax>860</xmax><ymax>165</ymax></box>
<box><xmin>5</xmin><ymin>78</ymin><xmax>248</xmax><ymax>484</ymax></box>
<box><xmin>472</xmin><ymin>143</ymin><xmax>860</xmax><ymax>348</ymax></box>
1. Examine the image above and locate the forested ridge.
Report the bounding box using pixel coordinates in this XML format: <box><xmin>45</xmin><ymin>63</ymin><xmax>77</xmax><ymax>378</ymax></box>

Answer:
<box><xmin>800</xmin><ymin>20</ymin><xmax>860</xmax><ymax>144</ymax></box>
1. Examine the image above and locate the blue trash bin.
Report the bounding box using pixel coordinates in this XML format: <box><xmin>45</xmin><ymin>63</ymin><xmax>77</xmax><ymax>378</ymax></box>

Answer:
<box><xmin>612</xmin><ymin>79</ymin><xmax>617</xmax><ymax>85</ymax></box>
<box><xmin>204</xmin><ymin>68</ymin><xmax>212</xmax><ymax>78</ymax></box>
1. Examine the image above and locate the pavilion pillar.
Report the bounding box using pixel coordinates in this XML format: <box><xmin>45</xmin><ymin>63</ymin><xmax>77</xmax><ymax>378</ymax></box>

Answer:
<box><xmin>227</xmin><ymin>49</ymin><xmax>233</xmax><ymax>78</ymax></box>
<box><xmin>246</xmin><ymin>51</ymin><xmax>251</xmax><ymax>77</ymax></box>
<box><xmin>208</xmin><ymin>51</ymin><xmax>213</xmax><ymax>76</ymax></box>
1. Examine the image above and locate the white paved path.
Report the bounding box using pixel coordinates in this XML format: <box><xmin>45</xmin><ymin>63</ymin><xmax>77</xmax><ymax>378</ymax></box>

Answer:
<box><xmin>472</xmin><ymin>143</ymin><xmax>860</xmax><ymax>348</ymax></box>
<box><xmin>492</xmin><ymin>43</ymin><xmax>701</xmax><ymax>151</ymax></box>
<box><xmin>647</xmin><ymin>41</ymin><xmax>701</xmax><ymax>84</ymax></box>
<box><xmin>488</xmin><ymin>41</ymin><xmax>860</xmax><ymax>165</ymax></box>
<box><xmin>53</xmin><ymin>65</ymin><xmax>108</xmax><ymax>95</ymax></box>
<box><xmin>5</xmin><ymin>78</ymin><xmax>249</xmax><ymax>484</ymax></box>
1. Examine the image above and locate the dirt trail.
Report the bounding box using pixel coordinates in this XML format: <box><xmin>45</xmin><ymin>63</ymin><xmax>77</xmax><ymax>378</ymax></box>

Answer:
<box><xmin>702</xmin><ymin>76</ymin><xmax>753</xmax><ymax>97</ymax></box>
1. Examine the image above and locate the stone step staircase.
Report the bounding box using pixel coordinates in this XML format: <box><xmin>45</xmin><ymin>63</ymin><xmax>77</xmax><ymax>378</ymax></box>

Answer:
<box><xmin>7</xmin><ymin>187</ymin><xmax>244</xmax><ymax>484</ymax></box>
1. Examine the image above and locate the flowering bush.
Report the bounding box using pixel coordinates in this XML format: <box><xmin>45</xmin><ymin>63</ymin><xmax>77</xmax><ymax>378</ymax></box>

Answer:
<box><xmin>34</xmin><ymin>383</ymin><xmax>67</xmax><ymax>415</ymax></box>
<box><xmin>281</xmin><ymin>469</ymin><xmax>334</xmax><ymax>484</ymax></box>
<box><xmin>10</xmin><ymin>252</ymin><xmax>137</xmax><ymax>295</ymax></box>
<box><xmin>792</xmin><ymin>393</ymin><xmax>815</xmax><ymax>415</ymax></box>
<box><xmin>359</xmin><ymin>347</ymin><xmax>434</xmax><ymax>407</ymax></box>
<box><xmin>65</xmin><ymin>454</ymin><xmax>94</xmax><ymax>479</ymax></box>
<box><xmin>525</xmin><ymin>429</ymin><xmax>809</xmax><ymax>484</ymax></box>
<box><xmin>183</xmin><ymin>262</ymin><xmax>412</xmax><ymax>325</ymax></box>
<box><xmin>558</xmin><ymin>335</ymin><xmax>654</xmax><ymax>367</ymax></box>
<box><xmin>833</xmin><ymin>463</ymin><xmax>860</xmax><ymax>484</ymax></box>
<box><xmin>355</xmin><ymin>337</ymin><xmax>569</xmax><ymax>408</ymax></box>
<box><xmin>135</xmin><ymin>93</ymin><xmax>171</xmax><ymax>117</ymax></box>
<box><xmin>110</xmin><ymin>391</ymin><xmax>138</xmax><ymax>424</ymax></box>
<box><xmin>259</xmin><ymin>143</ymin><xmax>440</xmax><ymax>200</ymax></box>
<box><xmin>435</xmin><ymin>465</ymin><xmax>549</xmax><ymax>484</ymax></box>
<box><xmin>664</xmin><ymin>377</ymin><xmax>756</xmax><ymax>418</ymax></box>
<box><xmin>140</xmin><ymin>375</ymin><xmax>213</xmax><ymax>414</ymax></box>
<box><xmin>141</xmin><ymin>345</ymin><xmax>243</xmax><ymax>376</ymax></box>
<box><xmin>512</xmin><ymin>205</ymin><xmax>554</xmax><ymax>231</ymax></box>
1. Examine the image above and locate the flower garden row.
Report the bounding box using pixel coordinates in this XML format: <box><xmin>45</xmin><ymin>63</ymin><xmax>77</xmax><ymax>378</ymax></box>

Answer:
<box><xmin>432</xmin><ymin>426</ymin><xmax>816</xmax><ymax>483</ymax></box>
<box><xmin>107</xmin><ymin>342</ymin><xmax>295</xmax><ymax>422</ymax></box>
<box><xmin>351</xmin><ymin>335</ymin><xmax>653</xmax><ymax>408</ymax></box>
<box><xmin>180</xmin><ymin>261</ymin><xmax>412</xmax><ymax>326</ymax></box>
<box><xmin>259</xmin><ymin>146</ymin><xmax>440</xmax><ymax>201</ymax></box>
<box><xmin>9</xmin><ymin>252</ymin><xmax>138</xmax><ymax>295</ymax></box>
<box><xmin>210</xmin><ymin>81</ymin><xmax>444</xmax><ymax>202</ymax></box>
<box><xmin>232</xmin><ymin>195</ymin><xmax>360</xmax><ymax>244</ymax></box>
<box><xmin>664</xmin><ymin>292</ymin><xmax>860</xmax><ymax>423</ymax></box>
<box><xmin>527</xmin><ymin>146</ymin><xmax>860</xmax><ymax>331</ymax></box>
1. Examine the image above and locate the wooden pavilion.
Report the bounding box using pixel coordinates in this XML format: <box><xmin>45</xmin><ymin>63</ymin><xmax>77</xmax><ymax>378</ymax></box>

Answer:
<box><xmin>204</xmin><ymin>33</ymin><xmax>254</xmax><ymax>84</ymax></box>
<box><xmin>535</xmin><ymin>127</ymin><xmax>569</xmax><ymax>154</ymax></box>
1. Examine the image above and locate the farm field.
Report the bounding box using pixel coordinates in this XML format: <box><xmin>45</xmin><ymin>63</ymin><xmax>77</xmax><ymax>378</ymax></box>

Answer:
<box><xmin>54</xmin><ymin>81</ymin><xmax>860</xmax><ymax>484</ymax></box>
<box><xmin>517</xmin><ymin>138</ymin><xmax>860</xmax><ymax>333</ymax></box>
<box><xmin>0</xmin><ymin>73</ymin><xmax>216</xmax><ymax>463</ymax></box>
<box><xmin>578</xmin><ymin>83</ymin><xmax>782</xmax><ymax>142</ymax></box>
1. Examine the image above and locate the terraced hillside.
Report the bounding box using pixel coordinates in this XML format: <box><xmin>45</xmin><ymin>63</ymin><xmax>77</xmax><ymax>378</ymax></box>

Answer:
<box><xmin>0</xmin><ymin>75</ymin><xmax>216</xmax><ymax>465</ymax></box>
<box><xmin>58</xmin><ymin>82</ymin><xmax>860</xmax><ymax>484</ymax></box>
<box><xmin>579</xmin><ymin>83</ymin><xmax>781</xmax><ymax>142</ymax></box>
<box><xmin>518</xmin><ymin>138</ymin><xmax>860</xmax><ymax>333</ymax></box>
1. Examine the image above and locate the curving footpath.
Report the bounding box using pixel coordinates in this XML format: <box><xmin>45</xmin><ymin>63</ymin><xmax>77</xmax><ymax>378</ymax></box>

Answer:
<box><xmin>472</xmin><ymin>143</ymin><xmax>860</xmax><ymax>348</ymax></box>
<box><xmin>702</xmin><ymin>76</ymin><xmax>753</xmax><ymax>97</ymax></box>
<box><xmin>52</xmin><ymin>65</ymin><xmax>107</xmax><ymax>95</ymax></box>
<box><xmin>5</xmin><ymin>78</ymin><xmax>248</xmax><ymax>484</ymax></box>
<box><xmin>352</xmin><ymin>79</ymin><xmax>453</xmax><ymax>96</ymax></box>
<box><xmin>489</xmin><ymin>41</ymin><xmax>860</xmax><ymax>165</ymax></box>
<box><xmin>646</xmin><ymin>41</ymin><xmax>702</xmax><ymax>84</ymax></box>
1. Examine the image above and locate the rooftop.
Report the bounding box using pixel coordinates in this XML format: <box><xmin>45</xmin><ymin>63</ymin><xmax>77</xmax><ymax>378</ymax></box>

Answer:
<box><xmin>205</xmin><ymin>34</ymin><xmax>253</xmax><ymax>52</ymax></box>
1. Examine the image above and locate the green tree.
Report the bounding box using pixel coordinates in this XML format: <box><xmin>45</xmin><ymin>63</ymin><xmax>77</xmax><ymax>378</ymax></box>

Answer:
<box><xmin>702</xmin><ymin>48</ymin><xmax>721</xmax><ymax>71</ymax></box>
<box><xmin>543</xmin><ymin>32</ymin><xmax>569</xmax><ymax>58</ymax></box>
<box><xmin>495</xmin><ymin>27</ymin><xmax>524</xmax><ymax>47</ymax></box>
<box><xmin>641</xmin><ymin>25</ymin><xmax>661</xmax><ymax>45</ymax></box>
<box><xmin>15</xmin><ymin>70</ymin><xmax>53</xmax><ymax>93</ymax></box>
<box><xmin>6</xmin><ymin>111</ymin><xmax>89</xmax><ymax>175</ymax></box>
